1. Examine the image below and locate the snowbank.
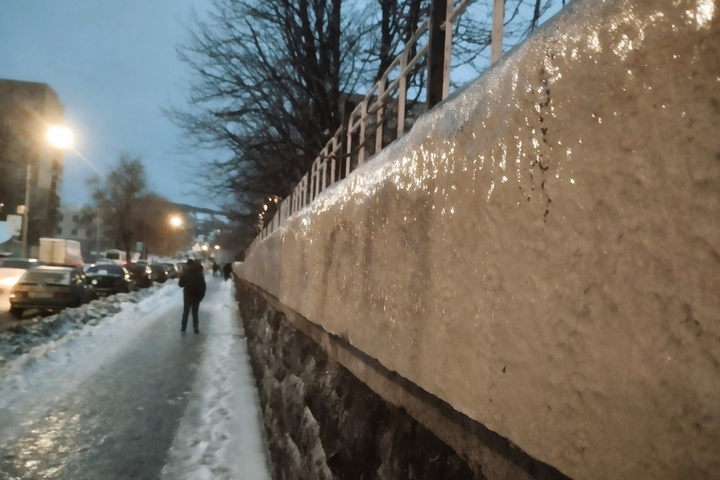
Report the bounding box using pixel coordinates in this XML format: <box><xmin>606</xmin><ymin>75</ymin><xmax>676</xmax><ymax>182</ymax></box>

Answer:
<box><xmin>0</xmin><ymin>282</ymin><xmax>176</xmax><ymax>367</ymax></box>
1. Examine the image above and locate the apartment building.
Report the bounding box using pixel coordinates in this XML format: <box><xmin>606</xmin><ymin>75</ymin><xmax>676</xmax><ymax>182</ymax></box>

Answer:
<box><xmin>0</xmin><ymin>79</ymin><xmax>65</xmax><ymax>255</ymax></box>
<box><xmin>56</xmin><ymin>204</ymin><xmax>99</xmax><ymax>260</ymax></box>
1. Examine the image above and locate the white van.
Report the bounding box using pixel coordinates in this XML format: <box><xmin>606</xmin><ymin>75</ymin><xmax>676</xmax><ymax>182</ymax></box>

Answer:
<box><xmin>105</xmin><ymin>249</ymin><xmax>127</xmax><ymax>265</ymax></box>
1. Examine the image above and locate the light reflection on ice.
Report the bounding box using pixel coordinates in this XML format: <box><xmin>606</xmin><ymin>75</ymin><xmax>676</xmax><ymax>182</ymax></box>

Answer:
<box><xmin>689</xmin><ymin>0</ymin><xmax>715</xmax><ymax>28</ymax></box>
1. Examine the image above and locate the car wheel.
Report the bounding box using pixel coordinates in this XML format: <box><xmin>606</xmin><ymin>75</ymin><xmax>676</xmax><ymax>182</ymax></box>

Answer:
<box><xmin>9</xmin><ymin>307</ymin><xmax>23</xmax><ymax>319</ymax></box>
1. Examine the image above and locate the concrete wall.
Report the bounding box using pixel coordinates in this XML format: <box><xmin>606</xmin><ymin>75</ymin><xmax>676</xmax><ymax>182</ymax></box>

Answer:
<box><xmin>236</xmin><ymin>0</ymin><xmax>720</xmax><ymax>478</ymax></box>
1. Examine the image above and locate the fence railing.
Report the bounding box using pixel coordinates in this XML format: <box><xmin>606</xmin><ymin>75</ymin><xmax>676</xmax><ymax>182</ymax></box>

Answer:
<box><xmin>246</xmin><ymin>0</ymin><xmax>558</xmax><ymax>258</ymax></box>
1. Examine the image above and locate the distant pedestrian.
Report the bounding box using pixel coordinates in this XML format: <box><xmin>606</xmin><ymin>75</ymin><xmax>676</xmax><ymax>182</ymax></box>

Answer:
<box><xmin>212</xmin><ymin>262</ymin><xmax>220</xmax><ymax>277</ymax></box>
<box><xmin>222</xmin><ymin>262</ymin><xmax>232</xmax><ymax>281</ymax></box>
<box><xmin>178</xmin><ymin>259</ymin><xmax>206</xmax><ymax>334</ymax></box>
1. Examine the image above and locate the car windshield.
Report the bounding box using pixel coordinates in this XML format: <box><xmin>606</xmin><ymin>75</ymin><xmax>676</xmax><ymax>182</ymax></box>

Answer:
<box><xmin>106</xmin><ymin>252</ymin><xmax>121</xmax><ymax>260</ymax></box>
<box><xmin>151</xmin><ymin>264</ymin><xmax>164</xmax><ymax>271</ymax></box>
<box><xmin>20</xmin><ymin>269</ymin><xmax>71</xmax><ymax>286</ymax></box>
<box><xmin>87</xmin><ymin>264</ymin><xmax>124</xmax><ymax>275</ymax></box>
<box><xmin>0</xmin><ymin>259</ymin><xmax>37</xmax><ymax>269</ymax></box>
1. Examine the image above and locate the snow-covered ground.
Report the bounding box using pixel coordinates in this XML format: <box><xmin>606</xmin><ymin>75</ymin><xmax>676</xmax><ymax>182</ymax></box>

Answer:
<box><xmin>0</xmin><ymin>277</ymin><xmax>272</xmax><ymax>478</ymax></box>
<box><xmin>161</xmin><ymin>279</ymin><xmax>272</xmax><ymax>480</ymax></box>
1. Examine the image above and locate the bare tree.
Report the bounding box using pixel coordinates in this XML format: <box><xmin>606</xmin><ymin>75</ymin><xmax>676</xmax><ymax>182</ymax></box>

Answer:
<box><xmin>171</xmin><ymin>0</ymin><xmax>564</xmax><ymax>249</ymax></box>
<box><xmin>135</xmin><ymin>195</ymin><xmax>187</xmax><ymax>258</ymax></box>
<box><xmin>86</xmin><ymin>154</ymin><xmax>148</xmax><ymax>261</ymax></box>
<box><xmin>167</xmin><ymin>0</ymin><xmax>371</xmax><ymax>216</ymax></box>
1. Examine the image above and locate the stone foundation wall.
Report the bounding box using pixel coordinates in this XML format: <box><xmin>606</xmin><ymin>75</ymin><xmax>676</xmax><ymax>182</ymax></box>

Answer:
<box><xmin>235</xmin><ymin>280</ymin><xmax>570</xmax><ymax>480</ymax></box>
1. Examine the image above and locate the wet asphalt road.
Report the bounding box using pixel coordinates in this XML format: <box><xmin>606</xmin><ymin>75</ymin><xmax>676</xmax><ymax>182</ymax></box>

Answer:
<box><xmin>0</xmin><ymin>296</ymin><xmax>204</xmax><ymax>479</ymax></box>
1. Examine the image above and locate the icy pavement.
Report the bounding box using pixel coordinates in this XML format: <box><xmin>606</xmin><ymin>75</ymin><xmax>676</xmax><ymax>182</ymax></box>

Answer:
<box><xmin>160</xmin><ymin>278</ymin><xmax>272</xmax><ymax>480</ymax></box>
<box><xmin>0</xmin><ymin>275</ymin><xmax>271</xmax><ymax>479</ymax></box>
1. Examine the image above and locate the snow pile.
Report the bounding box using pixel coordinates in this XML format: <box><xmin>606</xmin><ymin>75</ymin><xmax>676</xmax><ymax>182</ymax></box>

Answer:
<box><xmin>0</xmin><ymin>283</ymin><xmax>173</xmax><ymax>365</ymax></box>
<box><xmin>0</xmin><ymin>282</ymin><xmax>180</xmax><ymax>392</ymax></box>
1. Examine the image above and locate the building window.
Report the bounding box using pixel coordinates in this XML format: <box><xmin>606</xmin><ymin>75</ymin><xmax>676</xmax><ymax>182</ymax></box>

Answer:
<box><xmin>58</xmin><ymin>213</ymin><xmax>64</xmax><ymax>221</ymax></box>
<box><xmin>86</xmin><ymin>229</ymin><xmax>93</xmax><ymax>238</ymax></box>
<box><xmin>56</xmin><ymin>227</ymin><xmax>62</xmax><ymax>235</ymax></box>
<box><xmin>71</xmin><ymin>228</ymin><xmax>77</xmax><ymax>236</ymax></box>
<box><xmin>72</xmin><ymin>215</ymin><xmax>79</xmax><ymax>222</ymax></box>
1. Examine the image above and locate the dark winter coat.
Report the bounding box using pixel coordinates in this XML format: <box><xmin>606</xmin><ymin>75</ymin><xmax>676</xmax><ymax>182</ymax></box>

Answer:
<box><xmin>222</xmin><ymin>263</ymin><xmax>232</xmax><ymax>278</ymax></box>
<box><xmin>179</xmin><ymin>264</ymin><xmax>206</xmax><ymax>303</ymax></box>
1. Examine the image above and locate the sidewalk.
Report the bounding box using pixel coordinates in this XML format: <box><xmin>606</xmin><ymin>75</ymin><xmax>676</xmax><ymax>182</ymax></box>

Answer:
<box><xmin>160</xmin><ymin>275</ymin><xmax>273</xmax><ymax>480</ymax></box>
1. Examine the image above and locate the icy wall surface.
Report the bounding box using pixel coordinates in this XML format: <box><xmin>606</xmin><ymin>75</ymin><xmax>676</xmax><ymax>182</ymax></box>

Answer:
<box><xmin>238</xmin><ymin>0</ymin><xmax>720</xmax><ymax>479</ymax></box>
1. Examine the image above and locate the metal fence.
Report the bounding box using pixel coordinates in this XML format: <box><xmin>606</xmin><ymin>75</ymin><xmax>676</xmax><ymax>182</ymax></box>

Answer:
<box><xmin>247</xmin><ymin>0</ymin><xmax>561</xmax><ymax>257</ymax></box>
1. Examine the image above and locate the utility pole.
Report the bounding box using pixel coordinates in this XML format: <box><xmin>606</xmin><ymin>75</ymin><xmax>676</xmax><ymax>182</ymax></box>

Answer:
<box><xmin>96</xmin><ymin>211</ymin><xmax>101</xmax><ymax>261</ymax></box>
<box><xmin>20</xmin><ymin>159</ymin><xmax>32</xmax><ymax>258</ymax></box>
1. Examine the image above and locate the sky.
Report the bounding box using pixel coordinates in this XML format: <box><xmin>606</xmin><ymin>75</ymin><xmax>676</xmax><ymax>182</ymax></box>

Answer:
<box><xmin>0</xmin><ymin>0</ymin><xmax>216</xmax><ymax>209</ymax></box>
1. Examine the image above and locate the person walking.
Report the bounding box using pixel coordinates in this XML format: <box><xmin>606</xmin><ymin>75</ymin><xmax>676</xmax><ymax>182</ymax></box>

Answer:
<box><xmin>178</xmin><ymin>259</ymin><xmax>206</xmax><ymax>334</ymax></box>
<box><xmin>212</xmin><ymin>262</ymin><xmax>220</xmax><ymax>277</ymax></box>
<box><xmin>222</xmin><ymin>262</ymin><xmax>232</xmax><ymax>281</ymax></box>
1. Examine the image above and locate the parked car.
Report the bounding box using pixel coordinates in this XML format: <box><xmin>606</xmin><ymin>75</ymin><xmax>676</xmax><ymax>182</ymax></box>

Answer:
<box><xmin>0</xmin><ymin>258</ymin><xmax>44</xmax><ymax>292</ymax></box>
<box><xmin>9</xmin><ymin>266</ymin><xmax>94</xmax><ymax>318</ymax></box>
<box><xmin>85</xmin><ymin>264</ymin><xmax>135</xmax><ymax>296</ymax></box>
<box><xmin>160</xmin><ymin>262</ymin><xmax>180</xmax><ymax>279</ymax></box>
<box><xmin>126</xmin><ymin>263</ymin><xmax>153</xmax><ymax>289</ymax></box>
<box><xmin>0</xmin><ymin>258</ymin><xmax>44</xmax><ymax>310</ymax></box>
<box><xmin>149</xmin><ymin>263</ymin><xmax>169</xmax><ymax>283</ymax></box>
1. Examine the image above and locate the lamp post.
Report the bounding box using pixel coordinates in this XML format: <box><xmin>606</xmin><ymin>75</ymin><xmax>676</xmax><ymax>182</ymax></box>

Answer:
<box><xmin>169</xmin><ymin>214</ymin><xmax>196</xmax><ymax>251</ymax></box>
<box><xmin>21</xmin><ymin>126</ymin><xmax>74</xmax><ymax>258</ymax></box>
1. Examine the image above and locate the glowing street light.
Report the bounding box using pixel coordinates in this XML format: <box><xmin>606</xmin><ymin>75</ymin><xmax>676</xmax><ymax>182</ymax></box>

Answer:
<box><xmin>214</xmin><ymin>245</ymin><xmax>220</xmax><ymax>250</ymax></box>
<box><xmin>22</xmin><ymin>125</ymin><xmax>74</xmax><ymax>258</ymax></box>
<box><xmin>201</xmin><ymin>245</ymin><xmax>209</xmax><ymax>252</ymax></box>
<box><xmin>169</xmin><ymin>215</ymin><xmax>183</xmax><ymax>228</ymax></box>
<box><xmin>46</xmin><ymin>125</ymin><xmax>75</xmax><ymax>149</ymax></box>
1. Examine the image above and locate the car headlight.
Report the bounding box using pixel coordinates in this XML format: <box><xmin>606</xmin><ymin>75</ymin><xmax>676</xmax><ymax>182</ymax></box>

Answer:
<box><xmin>92</xmin><ymin>279</ymin><xmax>98</xmax><ymax>285</ymax></box>
<box><xmin>0</xmin><ymin>276</ymin><xmax>21</xmax><ymax>287</ymax></box>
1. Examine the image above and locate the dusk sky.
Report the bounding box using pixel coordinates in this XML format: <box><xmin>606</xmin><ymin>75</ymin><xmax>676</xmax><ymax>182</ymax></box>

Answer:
<box><xmin>0</xmin><ymin>0</ymin><xmax>217</xmax><ymax>210</ymax></box>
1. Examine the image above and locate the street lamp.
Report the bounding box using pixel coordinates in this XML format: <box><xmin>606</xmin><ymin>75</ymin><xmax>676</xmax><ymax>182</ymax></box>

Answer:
<box><xmin>169</xmin><ymin>215</ymin><xmax>183</xmax><ymax>228</ymax></box>
<box><xmin>47</xmin><ymin>126</ymin><xmax>74</xmax><ymax>149</ymax></box>
<box><xmin>169</xmin><ymin>215</ymin><xmax>197</xmax><ymax>254</ymax></box>
<box><xmin>21</xmin><ymin>125</ymin><xmax>74</xmax><ymax>258</ymax></box>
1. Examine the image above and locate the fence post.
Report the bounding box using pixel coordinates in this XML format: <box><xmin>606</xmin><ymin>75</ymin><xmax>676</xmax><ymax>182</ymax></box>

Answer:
<box><xmin>359</xmin><ymin>100</ymin><xmax>368</xmax><ymax>164</ymax></box>
<box><xmin>398</xmin><ymin>49</ymin><xmax>408</xmax><ymax>138</ymax></box>
<box><xmin>346</xmin><ymin>117</ymin><xmax>354</xmax><ymax>177</ymax></box>
<box><xmin>427</xmin><ymin>0</ymin><xmax>447</xmax><ymax>109</ymax></box>
<box><xmin>442</xmin><ymin>0</ymin><xmax>454</xmax><ymax>99</ymax></box>
<box><xmin>321</xmin><ymin>149</ymin><xmax>328</xmax><ymax>192</ymax></box>
<box><xmin>300</xmin><ymin>176</ymin><xmax>307</xmax><ymax>209</ymax></box>
<box><xmin>375</xmin><ymin>83</ymin><xmax>385</xmax><ymax>153</ymax></box>
<box><xmin>330</xmin><ymin>135</ymin><xmax>337</xmax><ymax>184</ymax></box>
<box><xmin>491</xmin><ymin>0</ymin><xmax>505</xmax><ymax>63</ymax></box>
<box><xmin>309</xmin><ymin>160</ymin><xmax>317</xmax><ymax>202</ymax></box>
